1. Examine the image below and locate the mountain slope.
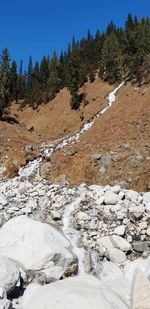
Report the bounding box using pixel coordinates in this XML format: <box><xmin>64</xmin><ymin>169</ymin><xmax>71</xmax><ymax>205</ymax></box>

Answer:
<box><xmin>42</xmin><ymin>82</ymin><xmax>150</xmax><ymax>191</ymax></box>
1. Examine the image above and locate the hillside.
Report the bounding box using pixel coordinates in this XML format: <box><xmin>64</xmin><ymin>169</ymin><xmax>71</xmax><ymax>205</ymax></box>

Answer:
<box><xmin>0</xmin><ymin>79</ymin><xmax>112</xmax><ymax>179</ymax></box>
<box><xmin>0</xmin><ymin>78</ymin><xmax>150</xmax><ymax>192</ymax></box>
<box><xmin>40</xmin><ymin>80</ymin><xmax>150</xmax><ymax>192</ymax></box>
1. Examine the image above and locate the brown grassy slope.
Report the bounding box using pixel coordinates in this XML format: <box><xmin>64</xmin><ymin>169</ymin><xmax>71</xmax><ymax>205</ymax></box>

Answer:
<box><xmin>0</xmin><ymin>79</ymin><xmax>112</xmax><ymax>179</ymax></box>
<box><xmin>10</xmin><ymin>79</ymin><xmax>113</xmax><ymax>142</ymax></box>
<box><xmin>0</xmin><ymin>120</ymin><xmax>39</xmax><ymax>179</ymax></box>
<box><xmin>46</xmin><ymin>82</ymin><xmax>150</xmax><ymax>191</ymax></box>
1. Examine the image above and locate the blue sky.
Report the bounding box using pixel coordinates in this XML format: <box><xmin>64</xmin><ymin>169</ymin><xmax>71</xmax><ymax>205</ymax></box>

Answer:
<box><xmin>0</xmin><ymin>0</ymin><xmax>149</xmax><ymax>69</ymax></box>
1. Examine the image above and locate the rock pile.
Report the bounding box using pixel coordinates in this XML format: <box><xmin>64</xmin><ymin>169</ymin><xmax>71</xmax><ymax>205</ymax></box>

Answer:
<box><xmin>0</xmin><ymin>176</ymin><xmax>150</xmax><ymax>308</ymax></box>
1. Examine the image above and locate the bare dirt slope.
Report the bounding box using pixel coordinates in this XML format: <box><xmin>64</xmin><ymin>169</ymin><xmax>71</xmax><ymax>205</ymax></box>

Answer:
<box><xmin>0</xmin><ymin>79</ymin><xmax>112</xmax><ymax>178</ymax></box>
<box><xmin>44</xmin><ymin>82</ymin><xmax>150</xmax><ymax>191</ymax></box>
<box><xmin>0</xmin><ymin>78</ymin><xmax>149</xmax><ymax>190</ymax></box>
<box><xmin>10</xmin><ymin>79</ymin><xmax>113</xmax><ymax>142</ymax></box>
<box><xmin>0</xmin><ymin>119</ymin><xmax>39</xmax><ymax>179</ymax></box>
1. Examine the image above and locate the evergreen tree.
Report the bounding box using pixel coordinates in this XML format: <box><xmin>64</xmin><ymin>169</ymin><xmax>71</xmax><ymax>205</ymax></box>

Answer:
<box><xmin>47</xmin><ymin>52</ymin><xmax>62</xmax><ymax>100</ymax></box>
<box><xmin>27</xmin><ymin>56</ymin><xmax>33</xmax><ymax>89</ymax></box>
<box><xmin>30</xmin><ymin>61</ymin><xmax>42</xmax><ymax>106</ymax></box>
<box><xmin>25</xmin><ymin>56</ymin><xmax>34</xmax><ymax>104</ymax></box>
<box><xmin>10</xmin><ymin>60</ymin><xmax>18</xmax><ymax>102</ymax></box>
<box><xmin>101</xmin><ymin>32</ymin><xmax>123</xmax><ymax>82</ymax></box>
<box><xmin>40</xmin><ymin>56</ymin><xmax>49</xmax><ymax>89</ymax></box>
<box><xmin>0</xmin><ymin>48</ymin><xmax>10</xmax><ymax>118</ymax></box>
<box><xmin>17</xmin><ymin>60</ymin><xmax>26</xmax><ymax>100</ymax></box>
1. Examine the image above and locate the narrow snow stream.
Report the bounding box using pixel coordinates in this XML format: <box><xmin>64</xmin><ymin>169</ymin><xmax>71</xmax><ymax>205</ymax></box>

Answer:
<box><xmin>61</xmin><ymin>82</ymin><xmax>125</xmax><ymax>274</ymax></box>
<box><xmin>62</xmin><ymin>196</ymin><xmax>85</xmax><ymax>275</ymax></box>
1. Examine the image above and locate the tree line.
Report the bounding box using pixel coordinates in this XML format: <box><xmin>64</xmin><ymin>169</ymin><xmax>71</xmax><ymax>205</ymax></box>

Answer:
<box><xmin>0</xmin><ymin>14</ymin><xmax>150</xmax><ymax>118</ymax></box>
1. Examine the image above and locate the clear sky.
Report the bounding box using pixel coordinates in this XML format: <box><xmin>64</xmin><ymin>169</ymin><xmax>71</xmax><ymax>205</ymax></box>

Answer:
<box><xmin>0</xmin><ymin>0</ymin><xmax>149</xmax><ymax>69</ymax></box>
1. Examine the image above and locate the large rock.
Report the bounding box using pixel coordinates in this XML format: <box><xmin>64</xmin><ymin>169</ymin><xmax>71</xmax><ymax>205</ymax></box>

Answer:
<box><xmin>0</xmin><ymin>216</ymin><xmax>76</xmax><ymax>271</ymax></box>
<box><xmin>97</xmin><ymin>235</ymin><xmax>131</xmax><ymax>252</ymax></box>
<box><xmin>0</xmin><ymin>256</ymin><xmax>20</xmax><ymax>293</ymax></box>
<box><xmin>21</xmin><ymin>275</ymin><xmax>129</xmax><ymax>309</ymax></box>
<box><xmin>131</xmin><ymin>270</ymin><xmax>150</xmax><ymax>309</ymax></box>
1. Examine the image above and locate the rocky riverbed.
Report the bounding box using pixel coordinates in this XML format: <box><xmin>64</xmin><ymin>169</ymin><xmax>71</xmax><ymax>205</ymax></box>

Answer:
<box><xmin>0</xmin><ymin>175</ymin><xmax>150</xmax><ymax>308</ymax></box>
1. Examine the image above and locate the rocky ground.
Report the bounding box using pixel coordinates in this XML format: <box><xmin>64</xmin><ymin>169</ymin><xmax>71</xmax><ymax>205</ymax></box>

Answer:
<box><xmin>0</xmin><ymin>166</ymin><xmax>150</xmax><ymax>308</ymax></box>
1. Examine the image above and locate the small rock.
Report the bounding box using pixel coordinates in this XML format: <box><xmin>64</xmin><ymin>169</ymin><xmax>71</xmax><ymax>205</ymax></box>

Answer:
<box><xmin>114</xmin><ymin>225</ymin><xmax>126</xmax><ymax>236</ymax></box>
<box><xmin>0</xmin><ymin>193</ymin><xmax>8</xmax><ymax>206</ymax></box>
<box><xmin>146</xmin><ymin>227</ymin><xmax>150</xmax><ymax>236</ymax></box>
<box><xmin>109</xmin><ymin>248</ymin><xmax>126</xmax><ymax>264</ymax></box>
<box><xmin>104</xmin><ymin>191</ymin><xmax>119</xmax><ymax>205</ymax></box>
<box><xmin>132</xmin><ymin>242</ymin><xmax>144</xmax><ymax>253</ymax></box>
<box><xmin>51</xmin><ymin>210</ymin><xmax>61</xmax><ymax>220</ymax></box>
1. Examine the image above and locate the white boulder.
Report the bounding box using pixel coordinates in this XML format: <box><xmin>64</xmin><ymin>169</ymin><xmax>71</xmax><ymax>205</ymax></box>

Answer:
<box><xmin>97</xmin><ymin>235</ymin><xmax>131</xmax><ymax>252</ymax></box>
<box><xmin>21</xmin><ymin>275</ymin><xmax>129</xmax><ymax>309</ymax></box>
<box><xmin>0</xmin><ymin>216</ymin><xmax>75</xmax><ymax>271</ymax></box>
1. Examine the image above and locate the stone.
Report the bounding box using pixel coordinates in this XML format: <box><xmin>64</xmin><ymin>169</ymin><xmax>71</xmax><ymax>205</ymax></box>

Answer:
<box><xmin>104</xmin><ymin>191</ymin><xmax>119</xmax><ymax>205</ymax></box>
<box><xmin>112</xmin><ymin>185</ymin><xmax>121</xmax><ymax>194</ymax></box>
<box><xmin>98</xmin><ymin>245</ymin><xmax>106</xmax><ymax>257</ymax></box>
<box><xmin>0</xmin><ymin>256</ymin><xmax>20</xmax><ymax>293</ymax></box>
<box><xmin>132</xmin><ymin>242</ymin><xmax>144</xmax><ymax>253</ymax></box>
<box><xmin>51</xmin><ymin>210</ymin><xmax>61</xmax><ymax>220</ymax></box>
<box><xmin>114</xmin><ymin>225</ymin><xmax>126</xmax><ymax>236</ymax></box>
<box><xmin>143</xmin><ymin>192</ymin><xmax>150</xmax><ymax>212</ymax></box>
<box><xmin>42</xmin><ymin>266</ymin><xmax>64</xmax><ymax>281</ymax></box>
<box><xmin>129</xmin><ymin>206</ymin><xmax>145</xmax><ymax>219</ymax></box>
<box><xmin>108</xmin><ymin>248</ymin><xmax>126</xmax><ymax>264</ymax></box>
<box><xmin>124</xmin><ymin>257</ymin><xmax>150</xmax><ymax>284</ymax></box>
<box><xmin>0</xmin><ymin>289</ymin><xmax>6</xmax><ymax>300</ymax></box>
<box><xmin>22</xmin><ymin>275</ymin><xmax>129</xmax><ymax>309</ymax></box>
<box><xmin>95</xmin><ymin>196</ymin><xmax>104</xmax><ymax>205</ymax></box>
<box><xmin>0</xmin><ymin>216</ymin><xmax>76</xmax><ymax>271</ymax></box>
<box><xmin>21</xmin><ymin>283</ymin><xmax>40</xmax><ymax>309</ymax></box>
<box><xmin>0</xmin><ymin>299</ymin><xmax>11</xmax><ymax>309</ymax></box>
<box><xmin>131</xmin><ymin>270</ymin><xmax>150</xmax><ymax>309</ymax></box>
<box><xmin>97</xmin><ymin>235</ymin><xmax>131</xmax><ymax>252</ymax></box>
<box><xmin>146</xmin><ymin>227</ymin><xmax>150</xmax><ymax>236</ymax></box>
<box><xmin>0</xmin><ymin>193</ymin><xmax>8</xmax><ymax>206</ymax></box>
<box><xmin>92</xmin><ymin>154</ymin><xmax>102</xmax><ymax>161</ymax></box>
<box><xmin>77</xmin><ymin>212</ymin><xmax>89</xmax><ymax>221</ymax></box>
<box><xmin>125</xmin><ymin>190</ymin><xmax>139</xmax><ymax>203</ymax></box>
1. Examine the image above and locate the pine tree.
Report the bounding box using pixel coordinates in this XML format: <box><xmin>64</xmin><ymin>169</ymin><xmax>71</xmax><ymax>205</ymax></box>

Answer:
<box><xmin>25</xmin><ymin>56</ymin><xmax>34</xmax><ymax>105</ymax></box>
<box><xmin>27</xmin><ymin>56</ymin><xmax>33</xmax><ymax>89</ymax></box>
<box><xmin>10</xmin><ymin>60</ymin><xmax>18</xmax><ymax>102</ymax></box>
<box><xmin>0</xmin><ymin>48</ymin><xmax>10</xmax><ymax>118</ymax></box>
<box><xmin>30</xmin><ymin>61</ymin><xmax>42</xmax><ymax>106</ymax></box>
<box><xmin>17</xmin><ymin>60</ymin><xmax>25</xmax><ymax>100</ymax></box>
<box><xmin>40</xmin><ymin>56</ymin><xmax>49</xmax><ymax>89</ymax></box>
<box><xmin>47</xmin><ymin>52</ymin><xmax>62</xmax><ymax>100</ymax></box>
<box><xmin>101</xmin><ymin>32</ymin><xmax>123</xmax><ymax>82</ymax></box>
